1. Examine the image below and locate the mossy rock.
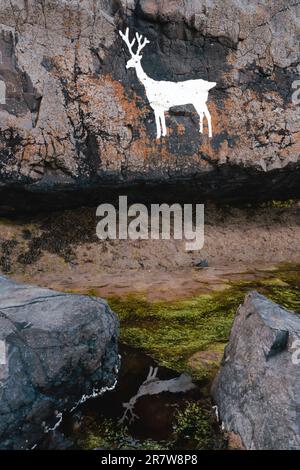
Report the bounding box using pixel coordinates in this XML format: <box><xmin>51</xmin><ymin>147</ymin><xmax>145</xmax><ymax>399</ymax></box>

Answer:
<box><xmin>187</xmin><ymin>345</ymin><xmax>225</xmax><ymax>383</ymax></box>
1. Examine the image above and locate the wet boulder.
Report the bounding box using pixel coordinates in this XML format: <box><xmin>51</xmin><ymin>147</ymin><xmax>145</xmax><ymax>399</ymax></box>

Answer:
<box><xmin>212</xmin><ymin>291</ymin><xmax>300</xmax><ymax>450</ymax></box>
<box><xmin>0</xmin><ymin>276</ymin><xmax>119</xmax><ymax>449</ymax></box>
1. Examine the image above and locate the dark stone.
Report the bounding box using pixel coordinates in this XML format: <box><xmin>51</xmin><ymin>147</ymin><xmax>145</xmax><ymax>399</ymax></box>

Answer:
<box><xmin>212</xmin><ymin>292</ymin><xmax>300</xmax><ymax>450</ymax></box>
<box><xmin>193</xmin><ymin>259</ymin><xmax>209</xmax><ymax>268</ymax></box>
<box><xmin>0</xmin><ymin>276</ymin><xmax>120</xmax><ymax>450</ymax></box>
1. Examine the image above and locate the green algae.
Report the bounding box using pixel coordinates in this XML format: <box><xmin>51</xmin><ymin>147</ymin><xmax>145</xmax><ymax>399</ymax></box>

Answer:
<box><xmin>266</xmin><ymin>199</ymin><xmax>296</xmax><ymax>209</ymax></box>
<box><xmin>108</xmin><ymin>292</ymin><xmax>235</xmax><ymax>379</ymax></box>
<box><xmin>108</xmin><ymin>265</ymin><xmax>300</xmax><ymax>381</ymax></box>
<box><xmin>172</xmin><ymin>402</ymin><xmax>217</xmax><ymax>450</ymax></box>
<box><xmin>75</xmin><ymin>419</ymin><xmax>168</xmax><ymax>450</ymax></box>
<box><xmin>74</xmin><ymin>402</ymin><xmax>224</xmax><ymax>451</ymax></box>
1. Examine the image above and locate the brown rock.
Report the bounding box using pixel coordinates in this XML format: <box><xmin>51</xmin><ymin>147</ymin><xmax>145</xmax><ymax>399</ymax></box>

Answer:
<box><xmin>0</xmin><ymin>0</ymin><xmax>298</xmax><ymax>213</ymax></box>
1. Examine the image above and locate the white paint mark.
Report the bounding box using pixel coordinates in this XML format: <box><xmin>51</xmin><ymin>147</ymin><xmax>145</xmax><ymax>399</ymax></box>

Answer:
<box><xmin>291</xmin><ymin>338</ymin><xmax>300</xmax><ymax>365</ymax></box>
<box><xmin>0</xmin><ymin>81</ymin><xmax>5</xmax><ymax>104</ymax></box>
<box><xmin>292</xmin><ymin>80</ymin><xmax>300</xmax><ymax>106</ymax></box>
<box><xmin>42</xmin><ymin>356</ymin><xmax>120</xmax><ymax>435</ymax></box>
<box><xmin>44</xmin><ymin>412</ymin><xmax>63</xmax><ymax>434</ymax></box>
<box><xmin>70</xmin><ymin>379</ymin><xmax>118</xmax><ymax>413</ymax></box>
<box><xmin>0</xmin><ymin>340</ymin><xmax>6</xmax><ymax>365</ymax></box>
<box><xmin>119</xmin><ymin>28</ymin><xmax>216</xmax><ymax>140</ymax></box>
<box><xmin>212</xmin><ymin>404</ymin><xmax>219</xmax><ymax>421</ymax></box>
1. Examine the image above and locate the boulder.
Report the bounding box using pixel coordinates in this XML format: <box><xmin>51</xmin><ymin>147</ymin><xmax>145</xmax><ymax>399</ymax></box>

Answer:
<box><xmin>212</xmin><ymin>291</ymin><xmax>300</xmax><ymax>450</ymax></box>
<box><xmin>0</xmin><ymin>0</ymin><xmax>299</xmax><ymax>213</ymax></box>
<box><xmin>0</xmin><ymin>275</ymin><xmax>119</xmax><ymax>450</ymax></box>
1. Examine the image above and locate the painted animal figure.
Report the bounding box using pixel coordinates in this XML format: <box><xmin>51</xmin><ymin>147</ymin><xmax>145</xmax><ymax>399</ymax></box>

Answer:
<box><xmin>119</xmin><ymin>28</ymin><xmax>216</xmax><ymax>140</ymax></box>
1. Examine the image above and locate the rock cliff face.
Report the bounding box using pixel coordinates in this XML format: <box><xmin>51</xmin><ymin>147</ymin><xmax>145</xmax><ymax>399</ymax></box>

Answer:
<box><xmin>0</xmin><ymin>0</ymin><xmax>299</xmax><ymax>213</ymax></box>
<box><xmin>212</xmin><ymin>292</ymin><xmax>300</xmax><ymax>450</ymax></box>
<box><xmin>0</xmin><ymin>276</ymin><xmax>119</xmax><ymax>450</ymax></box>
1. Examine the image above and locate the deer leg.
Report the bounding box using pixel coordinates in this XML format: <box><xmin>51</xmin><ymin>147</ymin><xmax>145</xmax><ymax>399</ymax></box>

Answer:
<box><xmin>159</xmin><ymin>110</ymin><xmax>167</xmax><ymax>137</ymax></box>
<box><xmin>154</xmin><ymin>109</ymin><xmax>162</xmax><ymax>140</ymax></box>
<box><xmin>199</xmin><ymin>111</ymin><xmax>204</xmax><ymax>134</ymax></box>
<box><xmin>193</xmin><ymin>104</ymin><xmax>204</xmax><ymax>134</ymax></box>
<box><xmin>203</xmin><ymin>104</ymin><xmax>213</xmax><ymax>138</ymax></box>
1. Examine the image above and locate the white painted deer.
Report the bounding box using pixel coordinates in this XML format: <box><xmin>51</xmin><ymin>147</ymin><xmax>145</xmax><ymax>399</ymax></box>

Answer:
<box><xmin>119</xmin><ymin>28</ymin><xmax>216</xmax><ymax>140</ymax></box>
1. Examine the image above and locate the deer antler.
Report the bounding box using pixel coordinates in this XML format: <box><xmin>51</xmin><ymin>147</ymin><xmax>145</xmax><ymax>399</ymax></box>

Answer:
<box><xmin>119</xmin><ymin>27</ymin><xmax>136</xmax><ymax>57</ymax></box>
<box><xmin>135</xmin><ymin>32</ymin><xmax>150</xmax><ymax>56</ymax></box>
<box><xmin>119</xmin><ymin>28</ymin><xmax>150</xmax><ymax>57</ymax></box>
<box><xmin>119</xmin><ymin>401</ymin><xmax>140</xmax><ymax>425</ymax></box>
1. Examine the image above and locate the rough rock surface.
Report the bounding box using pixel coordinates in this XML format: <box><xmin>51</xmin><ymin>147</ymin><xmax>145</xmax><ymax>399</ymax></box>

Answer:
<box><xmin>0</xmin><ymin>275</ymin><xmax>119</xmax><ymax>450</ymax></box>
<box><xmin>0</xmin><ymin>1</ymin><xmax>299</xmax><ymax>212</ymax></box>
<box><xmin>212</xmin><ymin>291</ymin><xmax>300</xmax><ymax>450</ymax></box>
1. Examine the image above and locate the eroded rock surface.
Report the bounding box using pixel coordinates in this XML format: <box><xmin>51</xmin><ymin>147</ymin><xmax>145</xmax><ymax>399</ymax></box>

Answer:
<box><xmin>0</xmin><ymin>1</ymin><xmax>299</xmax><ymax>212</ymax></box>
<box><xmin>212</xmin><ymin>291</ymin><xmax>300</xmax><ymax>450</ymax></box>
<box><xmin>0</xmin><ymin>275</ymin><xmax>119</xmax><ymax>449</ymax></box>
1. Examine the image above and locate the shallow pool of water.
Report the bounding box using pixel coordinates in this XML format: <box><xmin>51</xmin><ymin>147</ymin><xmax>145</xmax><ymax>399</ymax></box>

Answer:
<box><xmin>59</xmin><ymin>345</ymin><xmax>225</xmax><ymax>450</ymax></box>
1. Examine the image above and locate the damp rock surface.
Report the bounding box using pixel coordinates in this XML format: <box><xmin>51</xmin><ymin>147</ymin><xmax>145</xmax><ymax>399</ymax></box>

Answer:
<box><xmin>212</xmin><ymin>291</ymin><xmax>300</xmax><ymax>450</ymax></box>
<box><xmin>0</xmin><ymin>0</ymin><xmax>299</xmax><ymax>212</ymax></box>
<box><xmin>0</xmin><ymin>275</ymin><xmax>119</xmax><ymax>450</ymax></box>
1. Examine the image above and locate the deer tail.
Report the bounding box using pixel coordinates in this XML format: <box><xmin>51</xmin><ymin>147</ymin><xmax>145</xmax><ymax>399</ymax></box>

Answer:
<box><xmin>207</xmin><ymin>81</ymin><xmax>217</xmax><ymax>91</ymax></box>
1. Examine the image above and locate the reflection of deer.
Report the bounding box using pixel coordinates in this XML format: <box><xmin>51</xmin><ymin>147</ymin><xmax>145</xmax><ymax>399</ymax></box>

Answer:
<box><xmin>119</xmin><ymin>28</ymin><xmax>216</xmax><ymax>140</ymax></box>
<box><xmin>120</xmin><ymin>366</ymin><xmax>195</xmax><ymax>424</ymax></box>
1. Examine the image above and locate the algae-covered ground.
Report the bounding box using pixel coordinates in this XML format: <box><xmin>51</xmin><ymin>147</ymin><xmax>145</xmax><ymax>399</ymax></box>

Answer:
<box><xmin>73</xmin><ymin>402</ymin><xmax>221</xmax><ymax>451</ymax></box>
<box><xmin>107</xmin><ymin>264</ymin><xmax>300</xmax><ymax>381</ymax></box>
